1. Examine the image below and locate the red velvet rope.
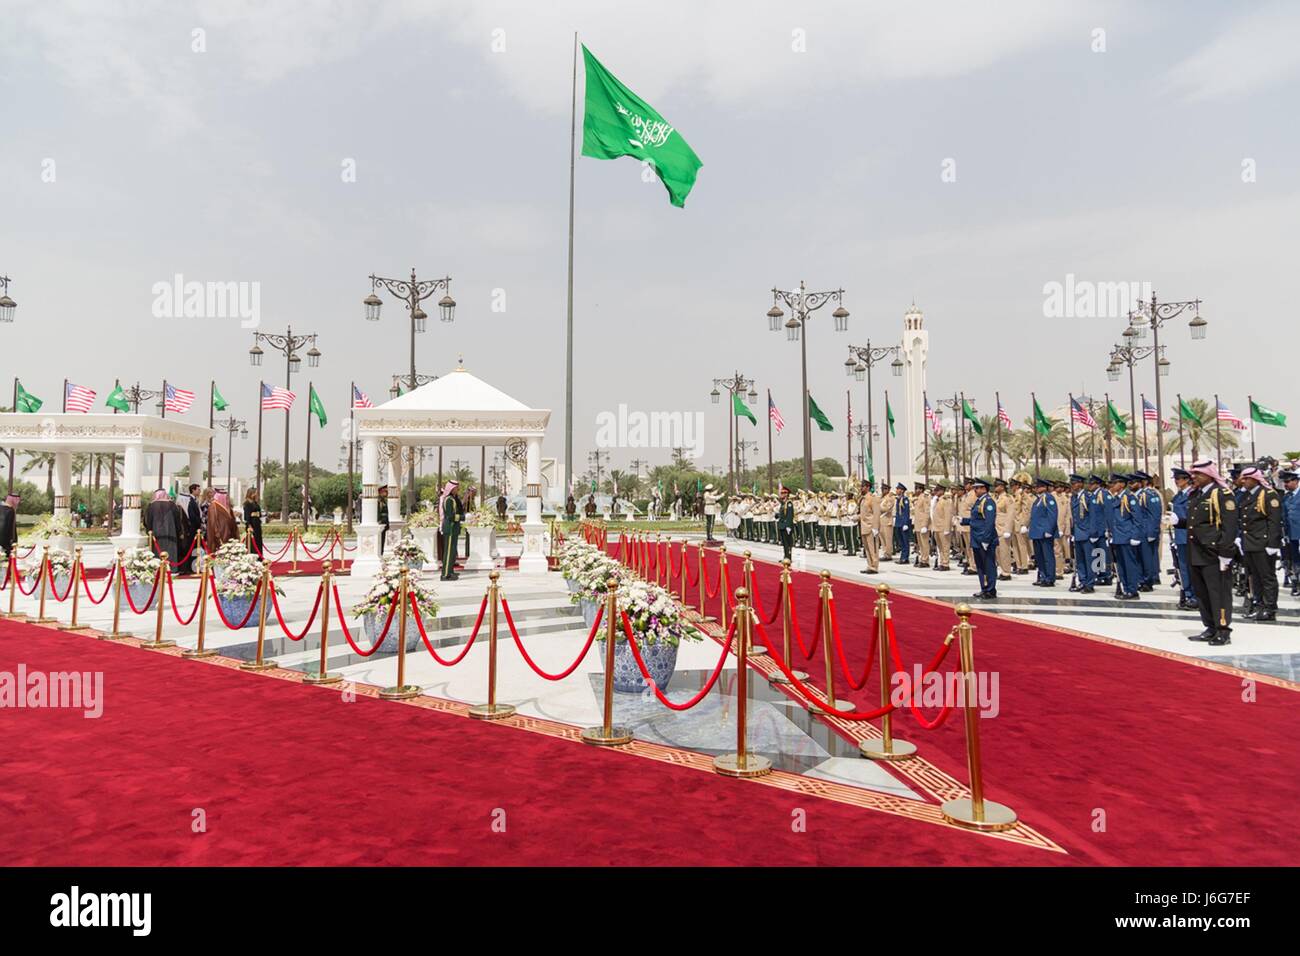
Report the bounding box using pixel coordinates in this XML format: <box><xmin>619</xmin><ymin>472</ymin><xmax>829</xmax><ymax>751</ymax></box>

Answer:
<box><xmin>885</xmin><ymin>617</ymin><xmax>957</xmax><ymax>730</ymax></box>
<box><xmin>122</xmin><ymin>572</ymin><xmax>162</xmax><ymax>613</ymax></box>
<box><xmin>152</xmin><ymin>533</ymin><xmax>201</xmax><ymax>567</ymax></box>
<box><xmin>47</xmin><ymin>560</ymin><xmax>75</xmax><ymax>602</ymax></box>
<box><xmin>269</xmin><ymin>579</ymin><xmax>324</xmax><ymax>642</ymax></box>
<box><xmin>701</xmin><ymin>552</ymin><xmax>720</xmax><ymax>599</ymax></box>
<box><xmin>167</xmin><ymin>569</ymin><xmax>208</xmax><ymax>625</ymax></box>
<box><xmin>785</xmin><ymin>584</ymin><xmax>819</xmax><ymax>661</ymax></box>
<box><xmin>503</xmin><ymin>596</ymin><xmax>601</xmax><ymax>681</ymax></box>
<box><xmin>260</xmin><ymin>537</ymin><xmax>294</xmax><ymax>561</ymax></box>
<box><xmin>683</xmin><ymin>547</ymin><xmax>699</xmax><ymax>586</ymax></box>
<box><xmin>211</xmin><ymin>580</ymin><xmax>266</xmax><ymax>630</ymax></box>
<box><xmin>621</xmin><ymin>611</ymin><xmax>732</xmax><ymax>711</ymax></box>
<box><xmin>668</xmin><ymin>542</ymin><xmax>682</xmax><ymax>579</ymax></box>
<box><xmin>15</xmin><ymin>544</ymin><xmax>37</xmax><ymax>560</ymax></box>
<box><xmin>81</xmin><ymin>566</ymin><xmax>117</xmax><ymax>605</ymax></box>
<box><xmin>297</xmin><ymin>533</ymin><xmax>336</xmax><ymax>559</ymax></box>
<box><xmin>412</xmin><ymin>592</ymin><xmax>483</xmax><ymax>666</ymax></box>
<box><xmin>336</xmin><ymin>531</ymin><xmax>357</xmax><ymax>553</ymax></box>
<box><xmin>752</xmin><ymin>619</ymin><xmax>894</xmax><ymax>721</ymax></box>
<box><xmin>332</xmin><ymin>584</ymin><xmax>397</xmax><ymax>657</ymax></box>
<box><xmin>827</xmin><ymin>598</ymin><xmax>875</xmax><ymax>690</ymax></box>
<box><xmin>17</xmin><ymin>560</ymin><xmax>44</xmax><ymax>596</ymax></box>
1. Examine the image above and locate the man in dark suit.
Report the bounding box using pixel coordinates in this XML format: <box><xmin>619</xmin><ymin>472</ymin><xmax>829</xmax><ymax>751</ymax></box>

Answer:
<box><xmin>377</xmin><ymin>485</ymin><xmax>390</xmax><ymax>556</ymax></box>
<box><xmin>776</xmin><ymin>486</ymin><xmax>796</xmax><ymax>562</ymax></box>
<box><xmin>0</xmin><ymin>493</ymin><xmax>19</xmax><ymax>561</ymax></box>
<box><xmin>177</xmin><ymin>483</ymin><xmax>203</xmax><ymax>575</ymax></box>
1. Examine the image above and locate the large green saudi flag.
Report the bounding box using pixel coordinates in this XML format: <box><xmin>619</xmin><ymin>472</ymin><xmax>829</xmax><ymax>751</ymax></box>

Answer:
<box><xmin>581</xmin><ymin>45</ymin><xmax>702</xmax><ymax>207</ymax></box>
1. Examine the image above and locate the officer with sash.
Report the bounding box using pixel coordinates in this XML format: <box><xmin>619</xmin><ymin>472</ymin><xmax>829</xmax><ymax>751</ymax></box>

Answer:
<box><xmin>1167</xmin><ymin>460</ymin><xmax>1238</xmax><ymax>645</ymax></box>
<box><xmin>776</xmin><ymin>486</ymin><xmax>796</xmax><ymax>562</ymax></box>
<box><xmin>1087</xmin><ymin>474</ymin><xmax>1112</xmax><ymax>585</ymax></box>
<box><xmin>1237</xmin><ymin>465</ymin><xmax>1282</xmax><ymax>621</ymax></box>
<box><xmin>439</xmin><ymin>480</ymin><xmax>463</xmax><ymax>580</ymax></box>
<box><xmin>1029</xmin><ymin>476</ymin><xmax>1059</xmax><ymax>586</ymax></box>
<box><xmin>892</xmin><ymin>483</ymin><xmax>911</xmax><ymax>564</ymax></box>
<box><xmin>1131</xmin><ymin>471</ymin><xmax>1162</xmax><ymax>590</ymax></box>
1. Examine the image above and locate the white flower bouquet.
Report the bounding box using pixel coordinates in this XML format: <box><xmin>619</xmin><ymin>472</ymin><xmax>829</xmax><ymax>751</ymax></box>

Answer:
<box><xmin>465</xmin><ymin>505</ymin><xmax>498</xmax><ymax>529</ymax></box>
<box><xmin>214</xmin><ymin>550</ymin><xmax>281</xmax><ymax>599</ymax></box>
<box><xmin>120</xmin><ymin>548</ymin><xmax>162</xmax><ymax>584</ymax></box>
<box><xmin>351</xmin><ymin>555</ymin><xmax>439</xmax><ymax>620</ymax></box>
<box><xmin>388</xmin><ymin>534</ymin><xmax>426</xmax><ymax>567</ymax></box>
<box><xmin>612</xmin><ymin>579</ymin><xmax>700</xmax><ymax>647</ymax></box>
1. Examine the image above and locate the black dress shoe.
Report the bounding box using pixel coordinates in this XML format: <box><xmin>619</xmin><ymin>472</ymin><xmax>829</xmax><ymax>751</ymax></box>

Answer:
<box><xmin>1079</xmin><ymin>586</ymin><xmax>1095</xmax><ymax>594</ymax></box>
<box><xmin>1189</xmin><ymin>628</ymin><xmax>1215</xmax><ymax>642</ymax></box>
<box><xmin>1116</xmin><ymin>592</ymin><xmax>1139</xmax><ymax>600</ymax></box>
<box><xmin>1207</xmin><ymin>630</ymin><xmax>1231</xmax><ymax>646</ymax></box>
<box><xmin>998</xmin><ymin>574</ymin><xmax>1011</xmax><ymax>581</ymax></box>
<box><xmin>1256</xmin><ymin>609</ymin><xmax>1277</xmax><ymax>622</ymax></box>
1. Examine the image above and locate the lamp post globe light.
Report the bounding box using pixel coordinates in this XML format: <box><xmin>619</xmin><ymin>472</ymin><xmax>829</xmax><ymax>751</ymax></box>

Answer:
<box><xmin>845</xmin><ymin>340</ymin><xmax>902</xmax><ymax>493</ymax></box>
<box><xmin>0</xmin><ymin>275</ymin><xmax>16</xmax><ymax>323</ymax></box>
<box><xmin>248</xmin><ymin>326</ymin><xmax>322</xmax><ymax>522</ymax></box>
<box><xmin>713</xmin><ymin>372</ymin><xmax>757</xmax><ymax>493</ymax></box>
<box><xmin>765</xmin><ymin>280</ymin><xmax>849</xmax><ymax>489</ymax></box>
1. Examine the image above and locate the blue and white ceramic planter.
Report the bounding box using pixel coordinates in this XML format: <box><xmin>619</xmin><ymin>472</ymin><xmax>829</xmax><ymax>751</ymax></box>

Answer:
<box><xmin>125</xmin><ymin>579</ymin><xmax>156</xmax><ymax>612</ymax></box>
<box><xmin>216</xmin><ymin>592</ymin><xmax>265</xmax><ymax>629</ymax></box>
<box><xmin>579</xmin><ymin>598</ymin><xmax>598</xmax><ymax>630</ymax></box>
<box><xmin>596</xmin><ymin>636</ymin><xmax>679</xmax><ymax>694</ymax></box>
<box><xmin>363</xmin><ymin>606</ymin><xmax>417</xmax><ymax>654</ymax></box>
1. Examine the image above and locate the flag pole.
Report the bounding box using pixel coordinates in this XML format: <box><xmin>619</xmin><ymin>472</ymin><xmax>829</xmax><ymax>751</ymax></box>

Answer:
<box><xmin>564</xmin><ymin>30</ymin><xmax>578</xmax><ymax>501</ymax></box>
<box><xmin>995</xmin><ymin>391</ymin><xmax>1004</xmax><ymax>479</ymax></box>
<box><xmin>1068</xmin><ymin>393</ymin><xmax>1077</xmax><ymax>474</ymax></box>
<box><xmin>256</xmin><ymin>380</ymin><xmax>264</xmax><ymax>502</ymax></box>
<box><xmin>1140</xmin><ymin>392</ymin><xmax>1150</xmax><ymax>474</ymax></box>
<box><xmin>884</xmin><ymin>389</ymin><xmax>892</xmax><ymax>486</ymax></box>
<box><xmin>62</xmin><ymin>378</ymin><xmax>67</xmax><ymax>413</ymax></box>
<box><xmin>845</xmin><ymin>390</ymin><xmax>852</xmax><ymax>483</ymax></box>
<box><xmin>346</xmin><ymin>382</ymin><xmax>355</xmax><ymax>535</ymax></box>
<box><xmin>1248</xmin><ymin>394</ymin><xmax>1256</xmax><ymax>460</ymax></box>
<box><xmin>1213</xmin><ymin>393</ymin><xmax>1222</xmax><ymax>471</ymax></box>
<box><xmin>158</xmin><ymin>379</ymin><xmax>167</xmax><ymax>491</ymax></box>
<box><xmin>304</xmin><ymin>383</ymin><xmax>313</xmax><ymax>531</ymax></box>
<box><xmin>1103</xmin><ymin>392</ymin><xmax>1113</xmax><ymax>470</ymax></box>
<box><xmin>108</xmin><ymin>378</ymin><xmax>120</xmax><ymax>537</ymax></box>
<box><xmin>1030</xmin><ymin>391</ymin><xmax>1039</xmax><ymax>468</ymax></box>
<box><xmin>6</xmin><ymin>377</ymin><xmax>15</xmax><ymax>493</ymax></box>
<box><xmin>766</xmin><ymin>388</ymin><xmax>774</xmax><ymax>493</ymax></box>
<box><xmin>207</xmin><ymin>380</ymin><xmax>215</xmax><ymax>485</ymax></box>
<box><xmin>1175</xmin><ymin>393</ymin><xmax>1184</xmax><ymax>470</ymax></box>
<box><xmin>922</xmin><ymin>390</ymin><xmax>930</xmax><ymax>485</ymax></box>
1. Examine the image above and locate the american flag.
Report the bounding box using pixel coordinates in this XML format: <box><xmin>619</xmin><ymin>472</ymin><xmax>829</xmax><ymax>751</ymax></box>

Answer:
<box><xmin>352</xmin><ymin>385</ymin><xmax>373</xmax><ymax>409</ymax></box>
<box><xmin>64</xmin><ymin>382</ymin><xmax>96</xmax><ymax>413</ymax></box>
<box><xmin>997</xmin><ymin>400</ymin><xmax>1013</xmax><ymax>430</ymax></box>
<box><xmin>164</xmin><ymin>383</ymin><xmax>194</xmax><ymax>413</ymax></box>
<box><xmin>1070</xmin><ymin>397</ymin><xmax>1097</xmax><ymax>429</ymax></box>
<box><xmin>768</xmin><ymin>394</ymin><xmax>785</xmax><ymax>433</ymax></box>
<box><xmin>1142</xmin><ymin>398</ymin><xmax>1159</xmax><ymax>422</ymax></box>
<box><xmin>261</xmin><ymin>383</ymin><xmax>296</xmax><ymax>411</ymax></box>
<box><xmin>1217</xmin><ymin>400</ymin><xmax>1246</xmax><ymax>430</ymax></box>
<box><xmin>925</xmin><ymin>399</ymin><xmax>942</xmax><ymax>436</ymax></box>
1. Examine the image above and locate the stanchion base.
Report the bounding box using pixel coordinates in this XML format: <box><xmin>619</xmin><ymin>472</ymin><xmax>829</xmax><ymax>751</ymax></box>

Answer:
<box><xmin>238</xmin><ymin>659</ymin><xmax>277</xmax><ymax>671</ymax></box>
<box><xmin>57</xmin><ymin>623</ymin><xmax>91</xmax><ymax>632</ymax></box>
<box><xmin>301</xmin><ymin>671</ymin><xmax>342</xmax><ymax>684</ymax></box>
<box><xmin>0</xmin><ymin>612</ymin><xmax>26</xmax><ymax>621</ymax></box>
<box><xmin>468</xmin><ymin>703</ymin><xmax>517</xmax><ymax>720</ymax></box>
<box><xmin>34</xmin><ymin>617</ymin><xmax>59</xmax><ymax>625</ymax></box>
<box><xmin>698</xmin><ymin>615</ymin><xmax>717</xmax><ymax>624</ymax></box>
<box><xmin>808</xmin><ymin>698</ymin><xmax>855</xmax><ymax>714</ymax></box>
<box><xmin>769</xmin><ymin>669</ymin><xmax>809</xmax><ymax>684</ymax></box>
<box><xmin>713</xmin><ymin>753</ymin><xmax>773</xmax><ymax>778</ymax></box>
<box><xmin>101</xmin><ymin>631</ymin><xmax>132</xmax><ymax>641</ymax></box>
<box><xmin>285</xmin><ymin>569</ymin><xmax>304</xmax><ymax>576</ymax></box>
<box><xmin>141</xmin><ymin>640</ymin><xmax>177</xmax><ymax>651</ymax></box>
<box><xmin>859</xmin><ymin>738</ymin><xmax>918</xmax><ymax>761</ymax></box>
<box><xmin>940</xmin><ymin>798</ymin><xmax>1018</xmax><ymax>832</ymax></box>
<box><xmin>182</xmin><ymin>647</ymin><xmax>219</xmax><ymax>659</ymax></box>
<box><xmin>746</xmin><ymin>646</ymin><xmax>769</xmax><ymax>658</ymax></box>
<box><xmin>378</xmin><ymin>684</ymin><xmax>422</xmax><ymax>700</ymax></box>
<box><xmin>581</xmin><ymin>726</ymin><xmax>633</xmax><ymax>746</ymax></box>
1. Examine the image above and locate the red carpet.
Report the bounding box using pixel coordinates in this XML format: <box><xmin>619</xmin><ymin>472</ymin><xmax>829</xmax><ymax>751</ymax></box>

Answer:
<box><xmin>2</xmin><ymin>618</ymin><xmax>1055</xmax><ymax>866</ymax></box>
<box><xmin>641</xmin><ymin>541</ymin><xmax>1300</xmax><ymax>866</ymax></box>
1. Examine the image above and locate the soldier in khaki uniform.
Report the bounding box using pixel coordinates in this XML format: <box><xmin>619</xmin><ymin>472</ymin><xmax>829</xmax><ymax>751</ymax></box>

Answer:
<box><xmin>993</xmin><ymin>478</ymin><xmax>1016</xmax><ymax>578</ymax></box>
<box><xmin>959</xmin><ymin>479</ymin><xmax>977</xmax><ymax>573</ymax></box>
<box><xmin>1012</xmin><ymin>473</ymin><xmax>1033</xmax><ymax>573</ymax></box>
<box><xmin>877</xmin><ymin>481</ymin><xmax>895</xmax><ymax>559</ymax></box>
<box><xmin>932</xmin><ymin>483</ymin><xmax>954</xmax><ymax>570</ymax></box>
<box><xmin>1054</xmin><ymin>481</ymin><xmax>1072</xmax><ymax>573</ymax></box>
<box><xmin>912</xmin><ymin>482</ymin><xmax>931</xmax><ymax>565</ymax></box>
<box><xmin>858</xmin><ymin>481</ymin><xmax>880</xmax><ymax>573</ymax></box>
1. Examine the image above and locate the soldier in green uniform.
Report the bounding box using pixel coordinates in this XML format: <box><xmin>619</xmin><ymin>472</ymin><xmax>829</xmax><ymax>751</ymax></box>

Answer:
<box><xmin>439</xmin><ymin>480</ymin><xmax>463</xmax><ymax>580</ymax></box>
<box><xmin>776</xmin><ymin>485</ymin><xmax>796</xmax><ymax>562</ymax></box>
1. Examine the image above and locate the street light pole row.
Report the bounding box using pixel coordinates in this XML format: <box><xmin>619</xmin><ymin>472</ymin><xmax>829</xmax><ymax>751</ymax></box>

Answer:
<box><xmin>710</xmin><ymin>372</ymin><xmax>757</xmax><ymax>493</ymax></box>
<box><xmin>845</xmin><ymin>341</ymin><xmax>902</xmax><ymax>486</ymax></box>
<box><xmin>249</xmin><ymin>327</ymin><xmax>320</xmax><ymax>522</ymax></box>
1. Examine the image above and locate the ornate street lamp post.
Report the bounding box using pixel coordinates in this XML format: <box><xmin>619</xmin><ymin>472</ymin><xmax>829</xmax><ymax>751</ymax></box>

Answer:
<box><xmin>766</xmin><ymin>281</ymin><xmax>848</xmax><ymax>489</ymax></box>
<box><xmin>249</xmin><ymin>326</ymin><xmax>321</xmax><ymax>523</ymax></box>
<box><xmin>1108</xmin><ymin>343</ymin><xmax>1164</xmax><ymax>471</ymax></box>
<box><xmin>846</xmin><ymin>341</ymin><xmax>903</xmax><ymax>486</ymax></box>
<box><xmin>1125</xmin><ymin>293</ymin><xmax>1204</xmax><ymax>486</ymax></box>
<box><xmin>215</xmin><ymin>416</ymin><xmax>248</xmax><ymax>490</ymax></box>
<box><xmin>0</xmin><ymin>274</ymin><xmax>16</xmax><ymax>323</ymax></box>
<box><xmin>712</xmin><ymin>372</ymin><xmax>758</xmax><ymax>493</ymax></box>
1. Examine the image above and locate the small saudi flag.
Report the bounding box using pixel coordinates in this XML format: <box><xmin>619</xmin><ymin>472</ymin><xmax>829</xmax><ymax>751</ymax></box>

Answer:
<box><xmin>732</xmin><ymin>391</ymin><xmax>757</xmax><ymax>426</ymax></box>
<box><xmin>962</xmin><ymin>398</ymin><xmax>983</xmax><ymax>435</ymax></box>
<box><xmin>1179</xmin><ymin>397</ymin><xmax>1202</xmax><ymax>426</ymax></box>
<box><xmin>1033</xmin><ymin>397</ymin><xmax>1053</xmax><ymax>436</ymax></box>
<box><xmin>15</xmin><ymin>381</ymin><xmax>42</xmax><ymax>413</ymax></box>
<box><xmin>581</xmin><ymin>45</ymin><xmax>703</xmax><ymax>208</ymax></box>
<box><xmin>212</xmin><ymin>384</ymin><xmax>229</xmax><ymax>412</ymax></box>
<box><xmin>886</xmin><ymin>397</ymin><xmax>895</xmax><ymax>438</ymax></box>
<box><xmin>1107</xmin><ymin>400</ymin><xmax>1128</xmax><ymax>438</ymax></box>
<box><xmin>106</xmin><ymin>384</ymin><xmax>130</xmax><ymax>412</ymax></box>
<box><xmin>1251</xmin><ymin>399</ymin><xmax>1287</xmax><ymax>427</ymax></box>
<box><xmin>308</xmin><ymin>384</ymin><xmax>327</xmax><ymax>428</ymax></box>
<box><xmin>807</xmin><ymin>393</ymin><xmax>834</xmax><ymax>432</ymax></box>
<box><xmin>866</xmin><ymin>449</ymin><xmax>875</xmax><ymax>485</ymax></box>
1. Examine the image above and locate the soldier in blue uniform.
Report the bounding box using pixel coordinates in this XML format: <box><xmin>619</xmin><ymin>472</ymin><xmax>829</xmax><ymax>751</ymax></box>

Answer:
<box><xmin>893</xmin><ymin>482</ymin><xmax>911</xmax><ymax>564</ymax></box>
<box><xmin>1105</xmin><ymin>473</ymin><xmax>1143</xmax><ymax>599</ymax></box>
<box><xmin>961</xmin><ymin>477</ymin><xmax>999</xmax><ymax>600</ymax></box>
<box><xmin>1087</xmin><ymin>474</ymin><xmax>1112</xmax><ymax>585</ymax></box>
<box><xmin>1282</xmin><ymin>470</ymin><xmax>1300</xmax><ymax>597</ymax></box>
<box><xmin>1130</xmin><ymin>471</ymin><xmax>1162</xmax><ymax>590</ymax></box>
<box><xmin>1169</xmin><ymin>468</ymin><xmax>1198</xmax><ymax>610</ymax></box>
<box><xmin>1028</xmin><ymin>476</ymin><xmax>1058</xmax><ymax>586</ymax></box>
<box><xmin>1067</xmin><ymin>475</ymin><xmax>1096</xmax><ymax>593</ymax></box>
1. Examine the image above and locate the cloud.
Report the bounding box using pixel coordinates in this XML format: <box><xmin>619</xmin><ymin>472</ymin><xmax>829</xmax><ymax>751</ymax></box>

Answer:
<box><xmin>1161</xmin><ymin>3</ymin><xmax>1300</xmax><ymax>102</ymax></box>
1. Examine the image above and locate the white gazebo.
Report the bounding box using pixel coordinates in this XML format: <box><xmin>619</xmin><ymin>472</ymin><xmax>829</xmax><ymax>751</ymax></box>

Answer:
<box><xmin>352</xmin><ymin>363</ymin><xmax>552</xmax><ymax>578</ymax></box>
<box><xmin>0</xmin><ymin>413</ymin><xmax>214</xmax><ymax>552</ymax></box>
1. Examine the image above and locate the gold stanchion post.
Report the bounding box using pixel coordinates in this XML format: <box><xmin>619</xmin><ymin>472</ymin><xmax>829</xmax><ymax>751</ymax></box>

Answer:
<box><xmin>5</xmin><ymin>553</ymin><xmax>27</xmax><ymax>622</ymax></box>
<box><xmin>655</xmin><ymin>532</ymin><xmax>663</xmax><ymax>585</ymax></box>
<box><xmin>718</xmin><ymin>545</ymin><xmax>729</xmax><ymax>633</ymax></box>
<box><xmin>142</xmin><ymin>562</ymin><xmax>177</xmax><ymax>650</ymax></box>
<box><xmin>860</xmin><ymin>583</ymin><xmax>915</xmax><ymax>760</ymax></box>
<box><xmin>302</xmin><ymin>561</ymin><xmax>340</xmax><ymax>682</ymax></box>
<box><xmin>102</xmin><ymin>549</ymin><xmax>129</xmax><ymax>639</ymax></box>
<box><xmin>469</xmin><ymin>570</ymin><xmax>515</xmax><ymax>719</ymax></box>
<box><xmin>182</xmin><ymin>565</ymin><xmax>217</xmax><ymax>658</ymax></box>
<box><xmin>286</xmin><ymin>528</ymin><xmax>303</xmax><ymax>575</ymax></box>
<box><xmin>238</xmin><ymin>566</ymin><xmax>275</xmax><ymax>668</ymax></box>
<box><xmin>58</xmin><ymin>545</ymin><xmax>85</xmax><ymax>631</ymax></box>
<box><xmin>678</xmin><ymin>540</ymin><xmax>688</xmax><ymax>604</ymax></box>
<box><xmin>35</xmin><ymin>547</ymin><xmax>57</xmax><ymax>624</ymax></box>
<box><xmin>714</xmin><ymin>587</ymin><xmax>772</xmax><ymax>778</ymax></box>
<box><xmin>379</xmin><ymin>565</ymin><xmax>420</xmax><ymax>699</ymax></box>
<box><xmin>769</xmin><ymin>560</ymin><xmax>808</xmax><ymax>684</ymax></box>
<box><xmin>697</xmin><ymin>545</ymin><xmax>715</xmax><ymax>622</ymax></box>
<box><xmin>741</xmin><ymin>551</ymin><xmax>767</xmax><ymax>658</ymax></box>
<box><xmin>581</xmin><ymin>576</ymin><xmax>632</xmax><ymax>745</ymax></box>
<box><xmin>941</xmin><ymin>604</ymin><xmax>1018</xmax><ymax>831</ymax></box>
<box><xmin>810</xmin><ymin>570</ymin><xmax>854</xmax><ymax>713</ymax></box>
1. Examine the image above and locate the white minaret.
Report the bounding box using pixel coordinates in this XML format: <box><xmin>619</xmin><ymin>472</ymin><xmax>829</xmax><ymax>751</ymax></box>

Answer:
<box><xmin>900</xmin><ymin>303</ymin><xmax>929</xmax><ymax>484</ymax></box>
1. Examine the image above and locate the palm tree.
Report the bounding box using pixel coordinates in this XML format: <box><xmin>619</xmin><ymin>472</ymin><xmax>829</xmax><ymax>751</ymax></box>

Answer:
<box><xmin>22</xmin><ymin>452</ymin><xmax>56</xmax><ymax>496</ymax></box>
<box><xmin>915</xmin><ymin>432</ymin><xmax>958</xmax><ymax>479</ymax></box>
<box><xmin>1008</xmin><ymin>416</ymin><xmax>1075</xmax><ymax>470</ymax></box>
<box><xmin>1160</xmin><ymin>396</ymin><xmax>1240</xmax><ymax>464</ymax></box>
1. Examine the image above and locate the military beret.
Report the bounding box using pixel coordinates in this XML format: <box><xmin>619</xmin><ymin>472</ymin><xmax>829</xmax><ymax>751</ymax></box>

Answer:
<box><xmin>1170</xmin><ymin>468</ymin><xmax>1190</xmax><ymax>479</ymax></box>
<box><xmin>1131</xmin><ymin>470</ymin><xmax>1151</xmax><ymax>481</ymax></box>
<box><xmin>1109</xmin><ymin>473</ymin><xmax>1129</xmax><ymax>483</ymax></box>
<box><xmin>1279</xmin><ymin>471</ymin><xmax>1298</xmax><ymax>481</ymax></box>
<box><xmin>1069</xmin><ymin>474</ymin><xmax>1086</xmax><ymax>483</ymax></box>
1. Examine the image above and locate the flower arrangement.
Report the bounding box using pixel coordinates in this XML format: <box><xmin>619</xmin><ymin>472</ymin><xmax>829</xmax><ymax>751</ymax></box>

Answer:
<box><xmin>26</xmin><ymin>549</ymin><xmax>74</xmax><ymax>580</ymax></box>
<box><xmin>465</xmin><ymin>505</ymin><xmax>498</xmax><ymax>529</ymax></box>
<box><xmin>559</xmin><ymin>540</ymin><xmax>625</xmax><ymax>604</ymax></box>
<box><xmin>406</xmin><ymin>509</ymin><xmax>440</xmax><ymax>530</ymax></box>
<box><xmin>28</xmin><ymin>513</ymin><xmax>74</xmax><ymax>540</ymax></box>
<box><xmin>209</xmin><ymin>540</ymin><xmax>250</xmax><ymax>566</ymax></box>
<box><xmin>214</xmin><ymin>550</ymin><xmax>279</xmax><ymax>599</ymax></box>
<box><xmin>299</xmin><ymin>528</ymin><xmax>325</xmax><ymax>545</ymax></box>
<box><xmin>388</xmin><ymin>534</ymin><xmax>426</xmax><ymax>567</ymax></box>
<box><xmin>611</xmin><ymin>579</ymin><xmax>700</xmax><ymax>647</ymax></box>
<box><xmin>121</xmin><ymin>548</ymin><xmax>162</xmax><ymax>584</ymax></box>
<box><xmin>351</xmin><ymin>555</ymin><xmax>439</xmax><ymax>620</ymax></box>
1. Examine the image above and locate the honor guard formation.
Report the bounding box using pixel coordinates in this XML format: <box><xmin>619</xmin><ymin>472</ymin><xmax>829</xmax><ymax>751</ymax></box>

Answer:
<box><xmin>720</xmin><ymin>458</ymin><xmax>1299</xmax><ymax>648</ymax></box>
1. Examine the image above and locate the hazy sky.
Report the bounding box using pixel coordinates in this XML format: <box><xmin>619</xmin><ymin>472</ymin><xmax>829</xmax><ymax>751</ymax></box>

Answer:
<box><xmin>3</xmin><ymin>0</ymin><xmax>1297</xmax><ymax>484</ymax></box>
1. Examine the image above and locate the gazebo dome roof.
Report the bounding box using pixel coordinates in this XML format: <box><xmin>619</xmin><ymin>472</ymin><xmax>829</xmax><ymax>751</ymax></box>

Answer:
<box><xmin>381</xmin><ymin>364</ymin><xmax>531</xmax><ymax>412</ymax></box>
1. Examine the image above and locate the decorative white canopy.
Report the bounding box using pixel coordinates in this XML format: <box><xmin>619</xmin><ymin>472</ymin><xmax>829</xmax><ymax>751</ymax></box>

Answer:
<box><xmin>0</xmin><ymin>412</ymin><xmax>213</xmax><ymax>454</ymax></box>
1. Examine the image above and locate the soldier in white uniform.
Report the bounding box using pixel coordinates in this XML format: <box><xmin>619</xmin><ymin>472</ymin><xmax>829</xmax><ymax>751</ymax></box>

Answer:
<box><xmin>702</xmin><ymin>483</ymin><xmax>723</xmax><ymax>543</ymax></box>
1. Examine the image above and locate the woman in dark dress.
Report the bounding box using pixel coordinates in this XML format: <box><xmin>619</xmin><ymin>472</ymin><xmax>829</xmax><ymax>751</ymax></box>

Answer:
<box><xmin>243</xmin><ymin>488</ymin><xmax>264</xmax><ymax>556</ymax></box>
<box><xmin>144</xmin><ymin>490</ymin><xmax>187</xmax><ymax>566</ymax></box>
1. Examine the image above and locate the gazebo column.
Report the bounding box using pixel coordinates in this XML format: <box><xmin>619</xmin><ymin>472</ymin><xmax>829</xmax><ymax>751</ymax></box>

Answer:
<box><xmin>518</xmin><ymin>435</ymin><xmax>547</xmax><ymax>574</ymax></box>
<box><xmin>50</xmin><ymin>451</ymin><xmax>74</xmax><ymax>553</ymax></box>
<box><xmin>353</xmin><ymin>436</ymin><xmax>383</xmax><ymax>579</ymax></box>
<box><xmin>386</xmin><ymin>444</ymin><xmax>405</xmax><ymax>527</ymax></box>
<box><xmin>112</xmin><ymin>444</ymin><xmax>147</xmax><ymax>550</ymax></box>
<box><xmin>188</xmin><ymin>452</ymin><xmax>206</xmax><ymax>489</ymax></box>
